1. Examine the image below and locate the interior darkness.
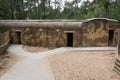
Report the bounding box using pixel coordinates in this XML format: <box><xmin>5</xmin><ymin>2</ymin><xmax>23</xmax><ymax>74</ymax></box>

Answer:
<box><xmin>67</xmin><ymin>33</ymin><xmax>73</xmax><ymax>47</ymax></box>
<box><xmin>108</xmin><ymin>30</ymin><xmax>114</xmax><ymax>46</ymax></box>
<box><xmin>16</xmin><ymin>32</ymin><xmax>21</xmax><ymax>44</ymax></box>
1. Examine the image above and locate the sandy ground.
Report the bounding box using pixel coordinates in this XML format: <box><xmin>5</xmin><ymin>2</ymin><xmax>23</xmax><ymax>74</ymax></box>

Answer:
<box><xmin>0</xmin><ymin>45</ymin><xmax>119</xmax><ymax>80</ymax></box>
<box><xmin>22</xmin><ymin>45</ymin><xmax>49</xmax><ymax>53</ymax></box>
<box><xmin>48</xmin><ymin>51</ymin><xmax>120</xmax><ymax>80</ymax></box>
<box><xmin>0</xmin><ymin>52</ymin><xmax>22</xmax><ymax>77</ymax></box>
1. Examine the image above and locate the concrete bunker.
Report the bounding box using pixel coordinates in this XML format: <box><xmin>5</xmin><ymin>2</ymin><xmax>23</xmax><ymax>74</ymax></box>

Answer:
<box><xmin>0</xmin><ymin>18</ymin><xmax>120</xmax><ymax>49</ymax></box>
<box><xmin>0</xmin><ymin>18</ymin><xmax>120</xmax><ymax>76</ymax></box>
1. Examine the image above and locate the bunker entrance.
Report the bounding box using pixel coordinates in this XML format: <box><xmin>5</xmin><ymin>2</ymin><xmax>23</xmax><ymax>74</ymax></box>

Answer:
<box><xmin>108</xmin><ymin>30</ymin><xmax>114</xmax><ymax>46</ymax></box>
<box><xmin>66</xmin><ymin>33</ymin><xmax>73</xmax><ymax>47</ymax></box>
<box><xmin>13</xmin><ymin>31</ymin><xmax>21</xmax><ymax>44</ymax></box>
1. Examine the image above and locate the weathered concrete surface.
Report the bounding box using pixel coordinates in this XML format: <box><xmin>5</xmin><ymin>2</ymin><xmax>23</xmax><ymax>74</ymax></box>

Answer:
<box><xmin>0</xmin><ymin>30</ymin><xmax>10</xmax><ymax>54</ymax></box>
<box><xmin>113</xmin><ymin>34</ymin><xmax>120</xmax><ymax>75</ymax></box>
<box><xmin>82</xmin><ymin>19</ymin><xmax>120</xmax><ymax>47</ymax></box>
<box><xmin>0</xmin><ymin>40</ymin><xmax>10</xmax><ymax>55</ymax></box>
<box><xmin>0</xmin><ymin>18</ymin><xmax>119</xmax><ymax>48</ymax></box>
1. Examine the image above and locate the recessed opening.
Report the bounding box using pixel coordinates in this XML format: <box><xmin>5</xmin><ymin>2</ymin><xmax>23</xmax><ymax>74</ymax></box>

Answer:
<box><xmin>108</xmin><ymin>30</ymin><xmax>114</xmax><ymax>46</ymax></box>
<box><xmin>13</xmin><ymin>32</ymin><xmax>21</xmax><ymax>44</ymax></box>
<box><xmin>66</xmin><ymin>33</ymin><xmax>73</xmax><ymax>47</ymax></box>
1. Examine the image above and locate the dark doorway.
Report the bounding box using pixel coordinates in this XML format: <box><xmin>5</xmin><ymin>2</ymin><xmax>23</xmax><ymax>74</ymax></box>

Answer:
<box><xmin>67</xmin><ymin>33</ymin><xmax>73</xmax><ymax>47</ymax></box>
<box><xmin>108</xmin><ymin>30</ymin><xmax>114</xmax><ymax>46</ymax></box>
<box><xmin>12</xmin><ymin>32</ymin><xmax>21</xmax><ymax>44</ymax></box>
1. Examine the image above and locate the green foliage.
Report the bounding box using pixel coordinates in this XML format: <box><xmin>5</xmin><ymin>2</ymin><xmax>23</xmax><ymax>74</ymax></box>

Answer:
<box><xmin>0</xmin><ymin>0</ymin><xmax>12</xmax><ymax>19</ymax></box>
<box><xmin>0</xmin><ymin>0</ymin><xmax>120</xmax><ymax>20</ymax></box>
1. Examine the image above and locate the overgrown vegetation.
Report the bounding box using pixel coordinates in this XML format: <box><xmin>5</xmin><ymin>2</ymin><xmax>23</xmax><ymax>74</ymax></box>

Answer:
<box><xmin>0</xmin><ymin>0</ymin><xmax>120</xmax><ymax>20</ymax></box>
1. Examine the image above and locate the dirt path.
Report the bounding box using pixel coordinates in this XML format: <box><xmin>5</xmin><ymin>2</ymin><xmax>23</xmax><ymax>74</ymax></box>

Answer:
<box><xmin>0</xmin><ymin>44</ymin><xmax>118</xmax><ymax>80</ymax></box>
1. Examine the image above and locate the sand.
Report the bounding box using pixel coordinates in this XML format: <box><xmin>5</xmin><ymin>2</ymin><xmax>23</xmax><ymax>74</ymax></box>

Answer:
<box><xmin>48</xmin><ymin>51</ymin><xmax>120</xmax><ymax>80</ymax></box>
<box><xmin>0</xmin><ymin>52</ymin><xmax>22</xmax><ymax>77</ymax></box>
<box><xmin>22</xmin><ymin>45</ymin><xmax>49</xmax><ymax>53</ymax></box>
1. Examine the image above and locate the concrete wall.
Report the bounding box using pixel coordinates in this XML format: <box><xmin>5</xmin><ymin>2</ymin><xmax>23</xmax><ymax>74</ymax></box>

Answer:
<box><xmin>0</xmin><ymin>30</ymin><xmax>9</xmax><ymax>45</ymax></box>
<box><xmin>9</xmin><ymin>27</ymin><xmax>81</xmax><ymax>48</ymax></box>
<box><xmin>0</xmin><ymin>40</ymin><xmax>10</xmax><ymax>55</ymax></box>
<box><xmin>82</xmin><ymin>19</ymin><xmax>120</xmax><ymax>47</ymax></box>
<box><xmin>0</xmin><ymin>19</ymin><xmax>120</xmax><ymax>48</ymax></box>
<box><xmin>0</xmin><ymin>29</ymin><xmax>10</xmax><ymax>54</ymax></box>
<box><xmin>82</xmin><ymin>20</ymin><xmax>108</xmax><ymax>47</ymax></box>
<box><xmin>113</xmin><ymin>34</ymin><xmax>120</xmax><ymax>75</ymax></box>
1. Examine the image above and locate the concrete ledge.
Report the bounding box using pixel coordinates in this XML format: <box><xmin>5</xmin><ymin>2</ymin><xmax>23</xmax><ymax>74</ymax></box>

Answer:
<box><xmin>63</xmin><ymin>47</ymin><xmax>117</xmax><ymax>51</ymax></box>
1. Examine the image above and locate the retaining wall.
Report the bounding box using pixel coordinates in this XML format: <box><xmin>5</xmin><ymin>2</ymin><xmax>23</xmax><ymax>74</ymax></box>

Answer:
<box><xmin>0</xmin><ymin>30</ymin><xmax>10</xmax><ymax>55</ymax></box>
<box><xmin>113</xmin><ymin>34</ymin><xmax>120</xmax><ymax>75</ymax></box>
<box><xmin>0</xmin><ymin>39</ymin><xmax>10</xmax><ymax>55</ymax></box>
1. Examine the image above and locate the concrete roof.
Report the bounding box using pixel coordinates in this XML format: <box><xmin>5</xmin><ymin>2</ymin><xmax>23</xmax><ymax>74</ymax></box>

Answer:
<box><xmin>0</xmin><ymin>21</ymin><xmax>83</xmax><ymax>28</ymax></box>
<box><xmin>0</xmin><ymin>18</ymin><xmax>118</xmax><ymax>28</ymax></box>
<box><xmin>84</xmin><ymin>18</ymin><xmax>118</xmax><ymax>22</ymax></box>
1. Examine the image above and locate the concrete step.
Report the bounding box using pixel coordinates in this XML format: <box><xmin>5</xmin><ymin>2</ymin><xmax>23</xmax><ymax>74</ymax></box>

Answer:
<box><xmin>114</xmin><ymin>58</ymin><xmax>120</xmax><ymax>75</ymax></box>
